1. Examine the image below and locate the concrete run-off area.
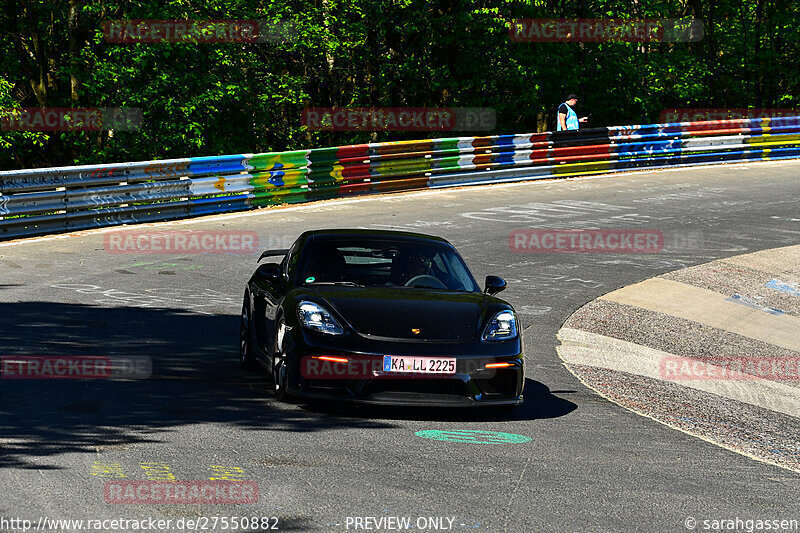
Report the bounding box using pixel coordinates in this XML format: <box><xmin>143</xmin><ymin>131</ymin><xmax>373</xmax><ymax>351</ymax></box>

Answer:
<box><xmin>559</xmin><ymin>244</ymin><xmax>800</xmax><ymax>472</ymax></box>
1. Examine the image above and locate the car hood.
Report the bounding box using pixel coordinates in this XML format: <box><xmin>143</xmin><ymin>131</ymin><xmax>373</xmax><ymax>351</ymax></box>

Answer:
<box><xmin>305</xmin><ymin>286</ymin><xmax>494</xmax><ymax>341</ymax></box>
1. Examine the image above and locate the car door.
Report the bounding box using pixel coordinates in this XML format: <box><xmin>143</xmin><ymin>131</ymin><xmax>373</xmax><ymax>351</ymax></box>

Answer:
<box><xmin>250</xmin><ymin>247</ymin><xmax>296</xmax><ymax>364</ymax></box>
<box><xmin>265</xmin><ymin>240</ymin><xmax>306</xmax><ymax>363</ymax></box>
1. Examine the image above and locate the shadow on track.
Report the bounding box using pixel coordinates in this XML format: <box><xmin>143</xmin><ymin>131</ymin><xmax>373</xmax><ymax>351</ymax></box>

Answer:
<box><xmin>0</xmin><ymin>302</ymin><xmax>395</xmax><ymax>470</ymax></box>
<box><xmin>298</xmin><ymin>378</ymin><xmax>578</xmax><ymax>422</ymax></box>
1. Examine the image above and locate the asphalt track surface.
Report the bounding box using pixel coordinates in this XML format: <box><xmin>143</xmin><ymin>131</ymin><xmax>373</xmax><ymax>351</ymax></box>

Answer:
<box><xmin>2</xmin><ymin>160</ymin><xmax>800</xmax><ymax>532</ymax></box>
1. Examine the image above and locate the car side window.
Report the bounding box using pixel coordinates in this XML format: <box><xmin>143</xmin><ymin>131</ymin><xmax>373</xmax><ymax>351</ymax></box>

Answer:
<box><xmin>431</xmin><ymin>253</ymin><xmax>446</xmax><ymax>274</ymax></box>
<box><xmin>283</xmin><ymin>241</ymin><xmax>300</xmax><ymax>281</ymax></box>
<box><xmin>442</xmin><ymin>253</ymin><xmax>478</xmax><ymax>292</ymax></box>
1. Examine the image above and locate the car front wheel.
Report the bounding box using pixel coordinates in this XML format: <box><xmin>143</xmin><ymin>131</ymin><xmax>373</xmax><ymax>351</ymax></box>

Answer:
<box><xmin>239</xmin><ymin>292</ymin><xmax>257</xmax><ymax>370</ymax></box>
<box><xmin>272</xmin><ymin>316</ymin><xmax>293</xmax><ymax>402</ymax></box>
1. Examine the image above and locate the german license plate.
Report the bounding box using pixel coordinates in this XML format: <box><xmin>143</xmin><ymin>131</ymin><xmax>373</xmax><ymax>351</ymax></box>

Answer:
<box><xmin>382</xmin><ymin>356</ymin><xmax>456</xmax><ymax>374</ymax></box>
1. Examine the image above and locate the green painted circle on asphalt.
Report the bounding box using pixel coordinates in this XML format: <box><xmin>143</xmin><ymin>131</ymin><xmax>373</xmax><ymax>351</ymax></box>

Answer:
<box><xmin>415</xmin><ymin>430</ymin><xmax>531</xmax><ymax>444</ymax></box>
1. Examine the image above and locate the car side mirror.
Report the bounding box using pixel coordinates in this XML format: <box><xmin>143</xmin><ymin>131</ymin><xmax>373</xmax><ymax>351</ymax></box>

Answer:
<box><xmin>484</xmin><ymin>275</ymin><xmax>506</xmax><ymax>295</ymax></box>
<box><xmin>257</xmin><ymin>263</ymin><xmax>282</xmax><ymax>282</ymax></box>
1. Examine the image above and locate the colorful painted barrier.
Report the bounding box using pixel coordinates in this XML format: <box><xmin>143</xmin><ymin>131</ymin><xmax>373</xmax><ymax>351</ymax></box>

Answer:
<box><xmin>2</xmin><ymin>116</ymin><xmax>800</xmax><ymax>240</ymax></box>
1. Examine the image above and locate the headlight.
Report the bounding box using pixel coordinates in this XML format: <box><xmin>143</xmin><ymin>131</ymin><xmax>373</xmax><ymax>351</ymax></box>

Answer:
<box><xmin>482</xmin><ymin>310</ymin><xmax>518</xmax><ymax>341</ymax></box>
<box><xmin>297</xmin><ymin>301</ymin><xmax>344</xmax><ymax>335</ymax></box>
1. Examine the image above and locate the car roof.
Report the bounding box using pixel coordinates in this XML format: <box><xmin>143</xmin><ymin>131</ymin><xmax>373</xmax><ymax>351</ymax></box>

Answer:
<box><xmin>297</xmin><ymin>229</ymin><xmax>452</xmax><ymax>245</ymax></box>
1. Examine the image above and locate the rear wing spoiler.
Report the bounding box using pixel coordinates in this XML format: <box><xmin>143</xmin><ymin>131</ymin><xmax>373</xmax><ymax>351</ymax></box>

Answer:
<box><xmin>257</xmin><ymin>249</ymin><xmax>290</xmax><ymax>263</ymax></box>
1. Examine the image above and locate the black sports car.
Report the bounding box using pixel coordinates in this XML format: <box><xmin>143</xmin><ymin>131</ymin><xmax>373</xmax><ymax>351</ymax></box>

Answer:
<box><xmin>239</xmin><ymin>229</ymin><xmax>524</xmax><ymax>407</ymax></box>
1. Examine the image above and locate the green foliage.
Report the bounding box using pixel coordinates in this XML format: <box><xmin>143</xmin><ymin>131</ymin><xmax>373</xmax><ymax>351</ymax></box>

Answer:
<box><xmin>1</xmin><ymin>0</ymin><xmax>798</xmax><ymax>169</ymax></box>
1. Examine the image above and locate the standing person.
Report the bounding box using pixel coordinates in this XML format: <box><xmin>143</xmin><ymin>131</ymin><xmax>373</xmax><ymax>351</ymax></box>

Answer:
<box><xmin>557</xmin><ymin>94</ymin><xmax>588</xmax><ymax>131</ymax></box>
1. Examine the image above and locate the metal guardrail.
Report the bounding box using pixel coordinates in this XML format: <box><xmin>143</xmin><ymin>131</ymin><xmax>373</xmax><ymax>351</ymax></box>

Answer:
<box><xmin>2</xmin><ymin>116</ymin><xmax>799</xmax><ymax>240</ymax></box>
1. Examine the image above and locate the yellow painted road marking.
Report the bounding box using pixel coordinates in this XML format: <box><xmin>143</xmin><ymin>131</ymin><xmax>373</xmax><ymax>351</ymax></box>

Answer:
<box><xmin>139</xmin><ymin>462</ymin><xmax>176</xmax><ymax>481</ymax></box>
<box><xmin>209</xmin><ymin>465</ymin><xmax>245</xmax><ymax>481</ymax></box>
<box><xmin>90</xmin><ymin>461</ymin><xmax>126</xmax><ymax>478</ymax></box>
<box><xmin>90</xmin><ymin>462</ymin><xmax>249</xmax><ymax>480</ymax></box>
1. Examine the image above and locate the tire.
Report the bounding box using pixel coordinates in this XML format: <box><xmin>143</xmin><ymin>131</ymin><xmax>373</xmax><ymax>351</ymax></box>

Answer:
<box><xmin>239</xmin><ymin>292</ymin><xmax>257</xmax><ymax>370</ymax></box>
<box><xmin>272</xmin><ymin>315</ymin><xmax>294</xmax><ymax>402</ymax></box>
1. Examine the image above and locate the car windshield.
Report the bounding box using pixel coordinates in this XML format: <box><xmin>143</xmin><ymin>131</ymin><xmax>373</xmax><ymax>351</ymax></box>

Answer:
<box><xmin>298</xmin><ymin>238</ymin><xmax>481</xmax><ymax>292</ymax></box>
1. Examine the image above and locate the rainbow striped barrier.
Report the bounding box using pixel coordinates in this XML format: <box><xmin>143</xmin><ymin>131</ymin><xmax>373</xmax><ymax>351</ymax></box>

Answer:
<box><xmin>2</xmin><ymin>116</ymin><xmax>799</xmax><ymax>240</ymax></box>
